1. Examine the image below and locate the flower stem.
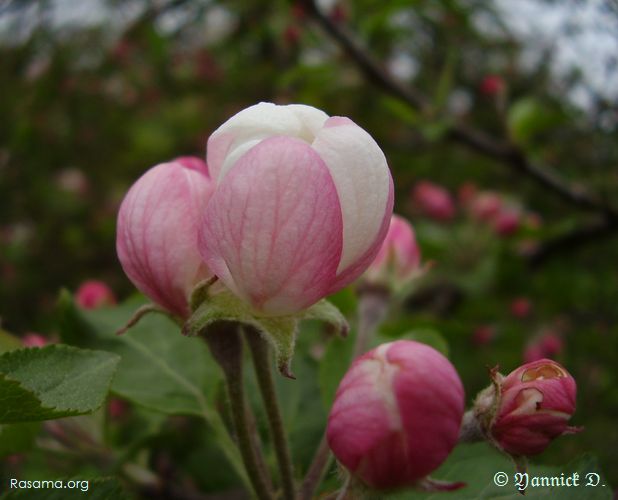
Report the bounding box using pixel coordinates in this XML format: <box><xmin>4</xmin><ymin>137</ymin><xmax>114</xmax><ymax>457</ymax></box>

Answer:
<box><xmin>245</xmin><ymin>328</ymin><xmax>297</xmax><ymax>500</ymax></box>
<box><xmin>299</xmin><ymin>289</ymin><xmax>389</xmax><ymax>499</ymax></box>
<box><xmin>204</xmin><ymin>323</ymin><xmax>274</xmax><ymax>500</ymax></box>
<box><xmin>352</xmin><ymin>287</ymin><xmax>390</xmax><ymax>359</ymax></box>
<box><xmin>458</xmin><ymin>410</ymin><xmax>485</xmax><ymax>443</ymax></box>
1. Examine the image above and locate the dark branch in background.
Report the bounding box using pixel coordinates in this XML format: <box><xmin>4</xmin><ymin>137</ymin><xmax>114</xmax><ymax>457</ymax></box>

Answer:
<box><xmin>298</xmin><ymin>0</ymin><xmax>618</xmax><ymax>262</ymax></box>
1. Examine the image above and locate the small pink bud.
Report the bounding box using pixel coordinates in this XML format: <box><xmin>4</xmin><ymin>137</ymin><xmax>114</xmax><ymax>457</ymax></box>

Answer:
<box><xmin>523</xmin><ymin>344</ymin><xmax>544</xmax><ymax>363</ymax></box>
<box><xmin>480</xmin><ymin>75</ymin><xmax>505</xmax><ymax>96</ymax></box>
<box><xmin>201</xmin><ymin>103</ymin><xmax>393</xmax><ymax>315</ymax></box>
<box><xmin>283</xmin><ymin>25</ymin><xmax>301</xmax><ymax>46</ymax></box>
<box><xmin>76</xmin><ymin>280</ymin><xmax>116</xmax><ymax>309</ymax></box>
<box><xmin>22</xmin><ymin>333</ymin><xmax>48</xmax><ymax>347</ymax></box>
<box><xmin>327</xmin><ymin>340</ymin><xmax>465</xmax><ymax>490</ymax></box>
<box><xmin>364</xmin><ymin>215</ymin><xmax>421</xmax><ymax>289</ymax></box>
<box><xmin>470</xmin><ymin>192</ymin><xmax>502</xmax><ymax>222</ymax></box>
<box><xmin>108</xmin><ymin>398</ymin><xmax>129</xmax><ymax>420</ymax></box>
<box><xmin>472</xmin><ymin>325</ymin><xmax>495</xmax><ymax>347</ymax></box>
<box><xmin>411</xmin><ymin>181</ymin><xmax>455</xmax><ymax>222</ymax></box>
<box><xmin>540</xmin><ymin>332</ymin><xmax>563</xmax><ymax>356</ymax></box>
<box><xmin>117</xmin><ymin>158</ymin><xmax>215</xmax><ymax>318</ymax></box>
<box><xmin>493</xmin><ymin>209</ymin><xmax>521</xmax><ymax>236</ymax></box>
<box><xmin>491</xmin><ymin>359</ymin><xmax>580</xmax><ymax>456</ymax></box>
<box><xmin>510</xmin><ymin>297</ymin><xmax>532</xmax><ymax>319</ymax></box>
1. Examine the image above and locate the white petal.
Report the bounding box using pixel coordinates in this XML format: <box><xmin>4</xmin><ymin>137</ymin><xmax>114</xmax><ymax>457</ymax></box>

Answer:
<box><xmin>312</xmin><ymin>118</ymin><xmax>391</xmax><ymax>273</ymax></box>
<box><xmin>207</xmin><ymin>102</ymin><xmax>329</xmax><ymax>182</ymax></box>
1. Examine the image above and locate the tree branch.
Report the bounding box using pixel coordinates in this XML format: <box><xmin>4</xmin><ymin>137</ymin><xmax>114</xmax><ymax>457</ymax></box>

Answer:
<box><xmin>299</xmin><ymin>0</ymin><xmax>618</xmax><ymax>227</ymax></box>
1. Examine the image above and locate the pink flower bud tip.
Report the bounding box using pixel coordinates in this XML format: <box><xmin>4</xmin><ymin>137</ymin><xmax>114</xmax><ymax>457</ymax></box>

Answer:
<box><xmin>76</xmin><ymin>280</ymin><xmax>116</xmax><ymax>310</ymax></box>
<box><xmin>472</xmin><ymin>325</ymin><xmax>495</xmax><ymax>346</ymax></box>
<box><xmin>108</xmin><ymin>398</ymin><xmax>130</xmax><ymax>419</ymax></box>
<box><xmin>494</xmin><ymin>209</ymin><xmax>521</xmax><ymax>236</ymax></box>
<box><xmin>470</xmin><ymin>192</ymin><xmax>502</xmax><ymax>222</ymax></box>
<box><xmin>491</xmin><ymin>359</ymin><xmax>580</xmax><ymax>456</ymax></box>
<box><xmin>327</xmin><ymin>340</ymin><xmax>465</xmax><ymax>490</ymax></box>
<box><xmin>480</xmin><ymin>75</ymin><xmax>505</xmax><ymax>96</ymax></box>
<box><xmin>510</xmin><ymin>297</ymin><xmax>532</xmax><ymax>318</ymax></box>
<box><xmin>22</xmin><ymin>333</ymin><xmax>48</xmax><ymax>347</ymax></box>
<box><xmin>200</xmin><ymin>103</ymin><xmax>393</xmax><ymax>316</ymax></box>
<box><xmin>411</xmin><ymin>181</ymin><xmax>455</xmax><ymax>222</ymax></box>
<box><xmin>116</xmin><ymin>158</ymin><xmax>215</xmax><ymax>318</ymax></box>
<box><xmin>364</xmin><ymin>214</ymin><xmax>421</xmax><ymax>289</ymax></box>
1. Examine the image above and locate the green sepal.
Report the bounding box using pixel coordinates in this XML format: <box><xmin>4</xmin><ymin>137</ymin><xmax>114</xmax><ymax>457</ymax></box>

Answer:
<box><xmin>184</xmin><ymin>291</ymin><xmax>349</xmax><ymax>379</ymax></box>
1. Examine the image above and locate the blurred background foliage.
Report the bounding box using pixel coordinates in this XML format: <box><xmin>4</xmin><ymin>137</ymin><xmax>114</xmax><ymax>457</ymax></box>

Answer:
<box><xmin>1</xmin><ymin>0</ymin><xmax>618</xmax><ymax>495</ymax></box>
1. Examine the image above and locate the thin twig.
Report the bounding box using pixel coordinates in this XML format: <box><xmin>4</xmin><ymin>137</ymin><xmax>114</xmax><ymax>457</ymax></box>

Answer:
<box><xmin>298</xmin><ymin>435</ymin><xmax>332</xmax><ymax>500</ymax></box>
<box><xmin>300</xmin><ymin>0</ymin><xmax>618</xmax><ymax>229</ymax></box>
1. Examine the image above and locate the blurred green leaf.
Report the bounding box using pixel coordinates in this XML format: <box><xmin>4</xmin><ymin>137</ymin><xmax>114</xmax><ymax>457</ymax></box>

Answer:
<box><xmin>389</xmin><ymin>443</ymin><xmax>611</xmax><ymax>499</ymax></box>
<box><xmin>0</xmin><ymin>422</ymin><xmax>40</xmax><ymax>456</ymax></box>
<box><xmin>0</xmin><ymin>477</ymin><xmax>128</xmax><ymax>499</ymax></box>
<box><xmin>507</xmin><ymin>97</ymin><xmax>565</xmax><ymax>147</ymax></box>
<box><xmin>0</xmin><ymin>345</ymin><xmax>119</xmax><ymax>424</ymax></box>
<box><xmin>318</xmin><ymin>334</ymin><xmax>354</xmax><ymax>411</ymax></box>
<box><xmin>0</xmin><ymin>330</ymin><xmax>22</xmax><ymax>354</ymax></box>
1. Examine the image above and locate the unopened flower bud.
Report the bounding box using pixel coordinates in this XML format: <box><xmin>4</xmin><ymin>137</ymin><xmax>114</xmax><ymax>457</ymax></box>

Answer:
<box><xmin>327</xmin><ymin>340</ymin><xmax>465</xmax><ymax>490</ymax></box>
<box><xmin>116</xmin><ymin>158</ymin><xmax>215</xmax><ymax>318</ymax></box>
<box><xmin>76</xmin><ymin>280</ymin><xmax>116</xmax><ymax>309</ymax></box>
<box><xmin>474</xmin><ymin>359</ymin><xmax>580</xmax><ymax>457</ymax></box>
<box><xmin>200</xmin><ymin>103</ymin><xmax>393</xmax><ymax>316</ymax></box>
<box><xmin>363</xmin><ymin>214</ymin><xmax>421</xmax><ymax>291</ymax></box>
<box><xmin>411</xmin><ymin>181</ymin><xmax>455</xmax><ymax>222</ymax></box>
<box><xmin>22</xmin><ymin>333</ymin><xmax>48</xmax><ymax>347</ymax></box>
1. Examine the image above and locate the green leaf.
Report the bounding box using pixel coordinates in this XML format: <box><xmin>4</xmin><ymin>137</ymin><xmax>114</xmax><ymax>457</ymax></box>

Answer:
<box><xmin>318</xmin><ymin>334</ymin><xmax>354</xmax><ymax>411</ymax></box>
<box><xmin>0</xmin><ymin>477</ymin><xmax>128</xmax><ymax>499</ymax></box>
<box><xmin>507</xmin><ymin>97</ymin><xmax>565</xmax><ymax>147</ymax></box>
<box><xmin>0</xmin><ymin>345</ymin><xmax>120</xmax><ymax>424</ymax></box>
<box><xmin>0</xmin><ymin>422</ymin><xmax>40</xmax><ymax>456</ymax></box>
<box><xmin>388</xmin><ymin>443</ymin><xmax>611</xmax><ymax>499</ymax></box>
<box><xmin>0</xmin><ymin>329</ymin><xmax>22</xmax><ymax>354</ymax></box>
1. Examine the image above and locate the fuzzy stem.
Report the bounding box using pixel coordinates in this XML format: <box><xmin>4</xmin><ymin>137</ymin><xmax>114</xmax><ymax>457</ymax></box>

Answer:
<box><xmin>246</xmin><ymin>329</ymin><xmax>297</xmax><ymax>500</ymax></box>
<box><xmin>352</xmin><ymin>288</ymin><xmax>390</xmax><ymax>359</ymax></box>
<box><xmin>299</xmin><ymin>289</ymin><xmax>389</xmax><ymax>499</ymax></box>
<box><xmin>204</xmin><ymin>323</ymin><xmax>274</xmax><ymax>500</ymax></box>
<box><xmin>458</xmin><ymin>410</ymin><xmax>485</xmax><ymax>443</ymax></box>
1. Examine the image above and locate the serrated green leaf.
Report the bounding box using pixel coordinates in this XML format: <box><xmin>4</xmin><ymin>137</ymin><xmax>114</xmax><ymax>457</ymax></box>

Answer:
<box><xmin>0</xmin><ymin>345</ymin><xmax>120</xmax><ymax>424</ymax></box>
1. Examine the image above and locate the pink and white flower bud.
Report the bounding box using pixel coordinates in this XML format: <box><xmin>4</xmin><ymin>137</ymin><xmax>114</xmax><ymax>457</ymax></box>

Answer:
<box><xmin>22</xmin><ymin>333</ymin><xmax>48</xmax><ymax>347</ymax></box>
<box><xmin>116</xmin><ymin>158</ymin><xmax>215</xmax><ymax>318</ymax></box>
<box><xmin>76</xmin><ymin>280</ymin><xmax>116</xmax><ymax>309</ymax></box>
<box><xmin>327</xmin><ymin>340</ymin><xmax>465</xmax><ymax>490</ymax></box>
<box><xmin>411</xmin><ymin>181</ymin><xmax>455</xmax><ymax>222</ymax></box>
<box><xmin>470</xmin><ymin>192</ymin><xmax>502</xmax><ymax>222</ymax></box>
<box><xmin>493</xmin><ymin>209</ymin><xmax>521</xmax><ymax>236</ymax></box>
<box><xmin>364</xmin><ymin>215</ymin><xmax>421</xmax><ymax>290</ymax></box>
<box><xmin>200</xmin><ymin>103</ymin><xmax>393</xmax><ymax>316</ymax></box>
<box><xmin>491</xmin><ymin>359</ymin><xmax>580</xmax><ymax>456</ymax></box>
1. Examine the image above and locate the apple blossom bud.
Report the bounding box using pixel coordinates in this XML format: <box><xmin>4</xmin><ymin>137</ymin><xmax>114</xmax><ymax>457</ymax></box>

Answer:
<box><xmin>510</xmin><ymin>297</ymin><xmax>532</xmax><ymax>319</ymax></box>
<box><xmin>480</xmin><ymin>75</ymin><xmax>505</xmax><ymax>96</ymax></box>
<box><xmin>22</xmin><ymin>333</ymin><xmax>48</xmax><ymax>347</ymax></box>
<box><xmin>493</xmin><ymin>209</ymin><xmax>521</xmax><ymax>236</ymax></box>
<box><xmin>470</xmin><ymin>192</ymin><xmax>502</xmax><ymax>222</ymax></box>
<box><xmin>327</xmin><ymin>340</ymin><xmax>465</xmax><ymax>490</ymax></box>
<box><xmin>200</xmin><ymin>103</ymin><xmax>393</xmax><ymax>316</ymax></box>
<box><xmin>472</xmin><ymin>325</ymin><xmax>496</xmax><ymax>347</ymax></box>
<box><xmin>524</xmin><ymin>331</ymin><xmax>563</xmax><ymax>363</ymax></box>
<box><xmin>76</xmin><ymin>280</ymin><xmax>116</xmax><ymax>309</ymax></box>
<box><xmin>117</xmin><ymin>158</ymin><xmax>215</xmax><ymax>318</ymax></box>
<box><xmin>474</xmin><ymin>360</ymin><xmax>580</xmax><ymax>457</ymax></box>
<box><xmin>108</xmin><ymin>398</ymin><xmax>130</xmax><ymax>420</ymax></box>
<box><xmin>363</xmin><ymin>214</ymin><xmax>421</xmax><ymax>290</ymax></box>
<box><xmin>411</xmin><ymin>181</ymin><xmax>455</xmax><ymax>222</ymax></box>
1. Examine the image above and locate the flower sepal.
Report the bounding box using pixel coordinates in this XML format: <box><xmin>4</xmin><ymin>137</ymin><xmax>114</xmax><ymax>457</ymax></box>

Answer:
<box><xmin>183</xmin><ymin>281</ymin><xmax>348</xmax><ymax>379</ymax></box>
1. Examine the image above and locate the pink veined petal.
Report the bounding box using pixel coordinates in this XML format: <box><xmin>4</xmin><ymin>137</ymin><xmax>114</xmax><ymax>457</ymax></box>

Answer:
<box><xmin>199</xmin><ymin>136</ymin><xmax>343</xmax><ymax>315</ymax></box>
<box><xmin>207</xmin><ymin>102</ymin><xmax>329</xmax><ymax>182</ymax></box>
<box><xmin>311</xmin><ymin>117</ymin><xmax>394</xmax><ymax>285</ymax></box>
<box><xmin>116</xmin><ymin>162</ymin><xmax>214</xmax><ymax>317</ymax></box>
